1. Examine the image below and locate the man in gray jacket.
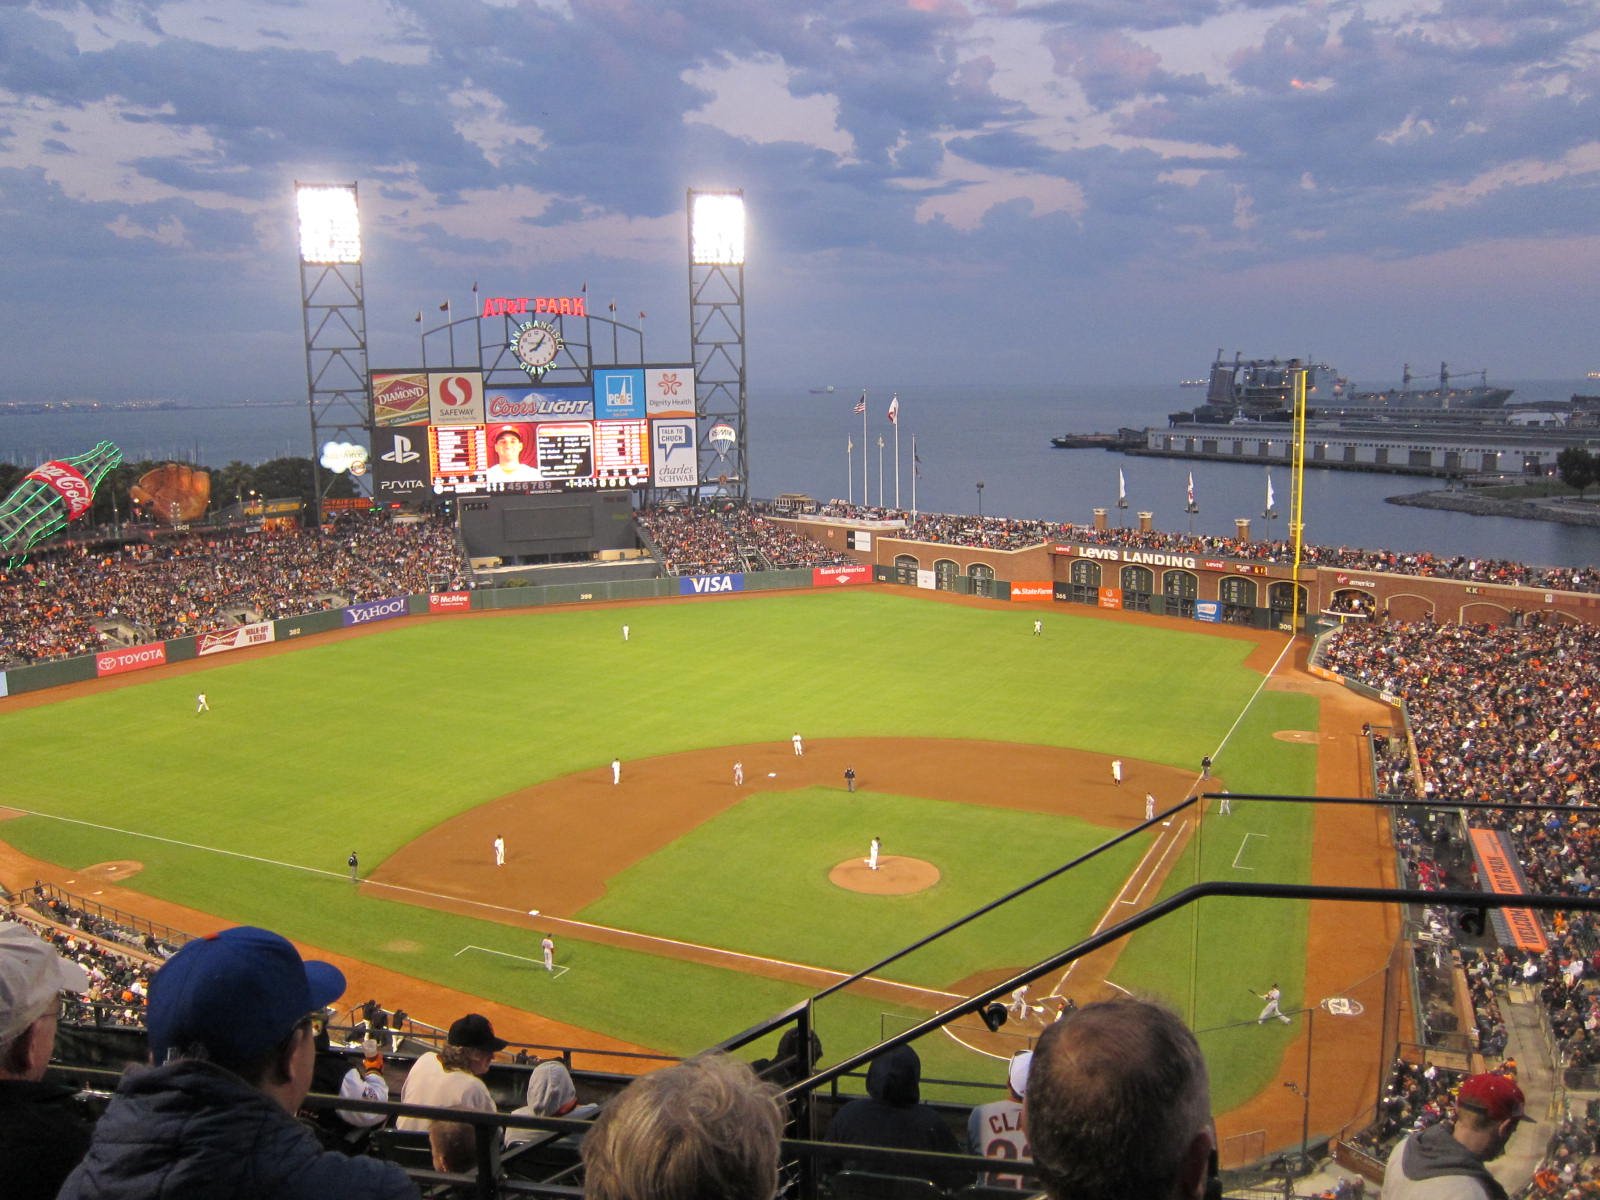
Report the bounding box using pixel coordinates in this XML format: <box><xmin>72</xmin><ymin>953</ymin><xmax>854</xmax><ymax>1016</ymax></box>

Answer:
<box><xmin>58</xmin><ymin>925</ymin><xmax>418</xmax><ymax>1200</ymax></box>
<box><xmin>1382</xmin><ymin>1073</ymin><xmax>1529</xmax><ymax>1200</ymax></box>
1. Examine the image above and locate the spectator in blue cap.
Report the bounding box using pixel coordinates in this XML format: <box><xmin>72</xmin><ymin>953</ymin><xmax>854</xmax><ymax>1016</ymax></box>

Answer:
<box><xmin>58</xmin><ymin>925</ymin><xmax>418</xmax><ymax>1200</ymax></box>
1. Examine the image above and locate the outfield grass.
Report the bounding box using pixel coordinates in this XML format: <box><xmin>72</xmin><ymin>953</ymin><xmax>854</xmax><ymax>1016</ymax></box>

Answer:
<box><xmin>0</xmin><ymin>588</ymin><xmax>1317</xmax><ymax>1089</ymax></box>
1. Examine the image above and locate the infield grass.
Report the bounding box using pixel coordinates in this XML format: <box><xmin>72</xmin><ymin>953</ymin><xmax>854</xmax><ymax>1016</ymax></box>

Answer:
<box><xmin>0</xmin><ymin>587</ymin><xmax>1317</xmax><ymax>1099</ymax></box>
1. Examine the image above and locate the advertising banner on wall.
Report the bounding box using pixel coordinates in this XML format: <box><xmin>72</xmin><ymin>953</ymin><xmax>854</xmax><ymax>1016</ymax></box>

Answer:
<box><xmin>645</xmin><ymin>367</ymin><xmax>695</xmax><ymax>416</ymax></box>
<box><xmin>371</xmin><ymin>371</ymin><xmax>431</xmax><ymax>427</ymax></box>
<box><xmin>679</xmin><ymin>573</ymin><xmax>744</xmax><ymax>596</ymax></box>
<box><xmin>651</xmin><ymin>419</ymin><xmax>698</xmax><ymax>488</ymax></box>
<box><xmin>1194</xmin><ymin>601</ymin><xmax>1221</xmax><ymax>622</ymax></box>
<box><xmin>96</xmin><ymin>644</ymin><xmax>168</xmax><ymax>677</ymax></box>
<box><xmin>485</xmin><ymin>388</ymin><xmax>594</xmax><ymax>421</ymax></box>
<box><xmin>0</xmin><ymin>671</ymin><xmax>8</xmax><ymax>698</ymax></box>
<box><xmin>1009</xmin><ymin>581</ymin><xmax>1053</xmax><ymax>601</ymax></box>
<box><xmin>1098</xmin><ymin>588</ymin><xmax>1123</xmax><ymax>609</ymax></box>
<box><xmin>916</xmin><ymin>569</ymin><xmax>936</xmax><ymax>590</ymax></box>
<box><xmin>812</xmin><ymin>564</ymin><xmax>871</xmax><ymax>587</ymax></box>
<box><xmin>198</xmin><ymin>622</ymin><xmax>275</xmax><ymax>657</ymax></box>
<box><xmin>342</xmin><ymin>596</ymin><xmax>409</xmax><ymax>627</ymax></box>
<box><xmin>429</xmin><ymin>371</ymin><xmax>485</xmax><ymax>425</ymax></box>
<box><xmin>593</xmin><ymin>369</ymin><xmax>646</xmax><ymax>420</ymax></box>
<box><xmin>428</xmin><ymin>592</ymin><xmax>472</xmax><ymax>613</ymax></box>
<box><xmin>372</xmin><ymin>427</ymin><xmax>432</xmax><ymax>503</ymax></box>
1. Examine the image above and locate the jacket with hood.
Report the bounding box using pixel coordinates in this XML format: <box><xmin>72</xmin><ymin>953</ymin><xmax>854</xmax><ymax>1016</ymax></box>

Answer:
<box><xmin>1383</xmin><ymin>1121</ymin><xmax>1510</xmax><ymax>1200</ymax></box>
<box><xmin>56</xmin><ymin>1058</ymin><xmax>418</xmax><ymax>1200</ymax></box>
<box><xmin>504</xmin><ymin>1061</ymin><xmax>600</xmax><ymax>1148</ymax></box>
<box><xmin>824</xmin><ymin>1045</ymin><xmax>963</xmax><ymax>1184</ymax></box>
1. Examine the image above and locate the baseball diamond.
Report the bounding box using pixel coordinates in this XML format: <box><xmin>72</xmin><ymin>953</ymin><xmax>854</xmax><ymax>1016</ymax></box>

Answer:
<box><xmin>0</xmin><ymin>584</ymin><xmax>1392</xmax><ymax>1155</ymax></box>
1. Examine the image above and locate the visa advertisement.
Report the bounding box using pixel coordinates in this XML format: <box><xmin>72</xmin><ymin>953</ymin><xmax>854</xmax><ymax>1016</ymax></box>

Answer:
<box><xmin>679</xmin><ymin>573</ymin><xmax>744</xmax><ymax>596</ymax></box>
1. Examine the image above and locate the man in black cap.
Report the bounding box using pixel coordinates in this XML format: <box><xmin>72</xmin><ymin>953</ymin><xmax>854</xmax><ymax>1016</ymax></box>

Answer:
<box><xmin>57</xmin><ymin>925</ymin><xmax>416</xmax><ymax>1199</ymax></box>
<box><xmin>395</xmin><ymin>1012</ymin><xmax>507</xmax><ymax>1133</ymax></box>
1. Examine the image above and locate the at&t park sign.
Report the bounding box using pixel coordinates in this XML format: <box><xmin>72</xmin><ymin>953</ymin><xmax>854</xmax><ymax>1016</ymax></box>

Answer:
<box><xmin>1054</xmin><ymin>545</ymin><xmax>1199</xmax><ymax>569</ymax></box>
<box><xmin>481</xmin><ymin>295</ymin><xmax>588</xmax><ymax>318</ymax></box>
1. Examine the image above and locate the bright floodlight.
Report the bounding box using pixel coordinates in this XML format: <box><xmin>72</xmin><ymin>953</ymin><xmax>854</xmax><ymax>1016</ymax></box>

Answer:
<box><xmin>690</xmin><ymin>190</ymin><xmax>745</xmax><ymax>265</ymax></box>
<box><xmin>296</xmin><ymin>182</ymin><xmax>362</xmax><ymax>264</ymax></box>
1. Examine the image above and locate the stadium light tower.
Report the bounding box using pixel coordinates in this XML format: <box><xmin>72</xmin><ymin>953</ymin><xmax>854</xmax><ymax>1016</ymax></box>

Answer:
<box><xmin>295</xmin><ymin>181</ymin><xmax>371</xmax><ymax>525</ymax></box>
<box><xmin>688</xmin><ymin>189</ymin><xmax>748</xmax><ymax>502</ymax></box>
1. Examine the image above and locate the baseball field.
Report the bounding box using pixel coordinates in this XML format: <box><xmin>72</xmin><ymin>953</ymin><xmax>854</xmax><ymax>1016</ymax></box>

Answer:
<box><xmin>0</xmin><ymin>585</ymin><xmax>1394</xmax><ymax>1138</ymax></box>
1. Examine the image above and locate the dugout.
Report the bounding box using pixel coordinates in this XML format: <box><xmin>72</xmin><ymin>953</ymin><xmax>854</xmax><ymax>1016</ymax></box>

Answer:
<box><xmin>457</xmin><ymin>490</ymin><xmax>637</xmax><ymax>565</ymax></box>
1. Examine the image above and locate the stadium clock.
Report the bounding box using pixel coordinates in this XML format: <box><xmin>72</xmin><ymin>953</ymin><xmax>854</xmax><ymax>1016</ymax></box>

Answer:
<box><xmin>511</xmin><ymin>321</ymin><xmax>562</xmax><ymax>378</ymax></box>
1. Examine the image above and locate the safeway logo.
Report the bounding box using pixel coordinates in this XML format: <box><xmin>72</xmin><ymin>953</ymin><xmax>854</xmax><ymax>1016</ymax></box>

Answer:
<box><xmin>381</xmin><ymin>435</ymin><xmax>421</xmax><ymax>465</ymax></box>
<box><xmin>679</xmin><ymin>574</ymin><xmax>743</xmax><ymax>596</ymax></box>
<box><xmin>437</xmin><ymin>375</ymin><xmax>476</xmax><ymax>407</ymax></box>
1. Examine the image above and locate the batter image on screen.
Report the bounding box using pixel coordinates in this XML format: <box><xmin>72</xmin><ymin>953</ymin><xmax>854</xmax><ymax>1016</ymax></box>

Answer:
<box><xmin>486</xmin><ymin>424</ymin><xmax>540</xmax><ymax>483</ymax></box>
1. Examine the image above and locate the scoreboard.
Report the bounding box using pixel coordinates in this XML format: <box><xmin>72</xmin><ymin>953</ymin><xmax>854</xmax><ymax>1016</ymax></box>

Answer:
<box><xmin>370</xmin><ymin>367</ymin><xmax>699</xmax><ymax>499</ymax></box>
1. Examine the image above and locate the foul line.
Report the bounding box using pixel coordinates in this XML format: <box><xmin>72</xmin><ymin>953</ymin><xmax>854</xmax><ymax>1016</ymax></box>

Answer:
<box><xmin>4</xmin><ymin>805</ymin><xmax>960</xmax><ymax>1007</ymax></box>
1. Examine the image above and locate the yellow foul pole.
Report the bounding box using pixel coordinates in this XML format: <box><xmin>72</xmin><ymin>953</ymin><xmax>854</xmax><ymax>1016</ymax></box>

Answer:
<box><xmin>1289</xmin><ymin>364</ymin><xmax>1308</xmax><ymax>628</ymax></box>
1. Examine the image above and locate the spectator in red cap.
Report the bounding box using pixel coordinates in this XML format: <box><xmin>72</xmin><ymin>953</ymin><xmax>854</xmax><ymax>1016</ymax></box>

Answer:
<box><xmin>1382</xmin><ymin>1072</ymin><xmax>1530</xmax><ymax>1200</ymax></box>
<box><xmin>58</xmin><ymin>925</ymin><xmax>416</xmax><ymax>1199</ymax></box>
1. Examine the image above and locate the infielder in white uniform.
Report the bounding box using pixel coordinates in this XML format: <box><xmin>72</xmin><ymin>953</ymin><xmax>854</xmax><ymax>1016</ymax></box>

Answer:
<box><xmin>1256</xmin><ymin>984</ymin><xmax>1291</xmax><ymax>1024</ymax></box>
<box><xmin>792</xmin><ymin>732</ymin><xmax>804</xmax><ymax>757</ymax></box>
<box><xmin>195</xmin><ymin>692</ymin><xmax>209</xmax><ymax>714</ymax></box>
<box><xmin>611</xmin><ymin>757</ymin><xmax>621</xmax><ymax>785</ymax></box>
<box><xmin>542</xmin><ymin>934</ymin><xmax>556</xmax><ymax>972</ymax></box>
<box><xmin>1144</xmin><ymin>792</ymin><xmax>1156</xmax><ymax>821</ymax></box>
<box><xmin>493</xmin><ymin>835</ymin><xmax>505</xmax><ymax>867</ymax></box>
<box><xmin>867</xmin><ymin>836</ymin><xmax>881</xmax><ymax>871</ymax></box>
<box><xmin>733</xmin><ymin>760</ymin><xmax>744</xmax><ymax>786</ymax></box>
<box><xmin>1111</xmin><ymin>758</ymin><xmax>1123</xmax><ymax>786</ymax></box>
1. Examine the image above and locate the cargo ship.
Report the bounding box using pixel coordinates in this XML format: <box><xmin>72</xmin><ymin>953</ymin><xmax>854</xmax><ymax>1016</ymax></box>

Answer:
<box><xmin>1169</xmin><ymin>351</ymin><xmax>1512</xmax><ymax>424</ymax></box>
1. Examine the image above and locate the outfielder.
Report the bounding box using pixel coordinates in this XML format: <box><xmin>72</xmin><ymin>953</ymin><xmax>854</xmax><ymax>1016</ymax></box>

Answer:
<box><xmin>622</xmin><ymin>623</ymin><xmax>630</xmax><ymax>642</ymax></box>
<box><xmin>1032</xmin><ymin>619</ymin><xmax>1042</xmax><ymax>636</ymax></box>
<box><xmin>195</xmin><ymin>692</ymin><xmax>209</xmax><ymax>714</ymax></box>
<box><xmin>867</xmin><ymin>836</ymin><xmax>881</xmax><ymax>871</ymax></box>
<box><xmin>542</xmin><ymin>934</ymin><xmax>556</xmax><ymax>973</ymax></box>
<box><xmin>1256</xmin><ymin>983</ymin><xmax>1291</xmax><ymax>1024</ymax></box>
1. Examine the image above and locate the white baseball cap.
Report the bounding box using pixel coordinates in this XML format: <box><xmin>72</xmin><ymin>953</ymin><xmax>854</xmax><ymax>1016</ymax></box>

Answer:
<box><xmin>0</xmin><ymin>922</ymin><xmax>91</xmax><ymax>1043</ymax></box>
<box><xmin>1009</xmin><ymin>1049</ymin><xmax>1034</xmax><ymax>1098</ymax></box>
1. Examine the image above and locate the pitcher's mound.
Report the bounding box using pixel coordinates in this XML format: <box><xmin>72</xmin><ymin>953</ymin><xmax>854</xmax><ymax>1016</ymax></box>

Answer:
<box><xmin>1274</xmin><ymin>730</ymin><xmax>1320</xmax><ymax>743</ymax></box>
<box><xmin>74</xmin><ymin>860</ymin><xmax>144</xmax><ymax>883</ymax></box>
<box><xmin>829</xmin><ymin>856</ymin><xmax>939</xmax><ymax>895</ymax></box>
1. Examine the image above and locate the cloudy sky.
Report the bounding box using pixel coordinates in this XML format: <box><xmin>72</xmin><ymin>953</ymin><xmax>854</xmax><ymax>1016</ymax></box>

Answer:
<box><xmin>2</xmin><ymin>0</ymin><xmax>1597</xmax><ymax>404</ymax></box>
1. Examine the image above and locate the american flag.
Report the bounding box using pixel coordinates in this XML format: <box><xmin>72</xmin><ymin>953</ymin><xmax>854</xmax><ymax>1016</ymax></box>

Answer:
<box><xmin>853</xmin><ymin>392</ymin><xmax>866</xmax><ymax>415</ymax></box>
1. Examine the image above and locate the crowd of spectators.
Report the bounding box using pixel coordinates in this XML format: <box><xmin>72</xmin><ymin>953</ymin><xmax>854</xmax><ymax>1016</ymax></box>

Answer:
<box><xmin>1</xmin><ymin>907</ymin><xmax>154</xmax><ymax>1029</ymax></box>
<box><xmin>1348</xmin><ymin>1059</ymin><xmax>1465</xmax><ymax>1159</ymax></box>
<box><xmin>634</xmin><ymin>504</ymin><xmax>851</xmax><ymax>575</ymax></box>
<box><xmin>1524</xmin><ymin>1109</ymin><xmax>1600</xmax><ymax>1200</ymax></box>
<box><xmin>775</xmin><ymin>498</ymin><xmax>1600</xmax><ymax>598</ymax></box>
<box><xmin>0</xmin><ymin>515</ymin><xmax>469</xmax><ymax>667</ymax></box>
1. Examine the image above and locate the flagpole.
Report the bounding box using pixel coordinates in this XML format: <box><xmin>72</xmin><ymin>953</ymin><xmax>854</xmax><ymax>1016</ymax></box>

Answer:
<box><xmin>860</xmin><ymin>391</ymin><xmax>868</xmax><ymax>505</ymax></box>
<box><xmin>892</xmin><ymin>392</ymin><xmax>901</xmax><ymax>509</ymax></box>
<box><xmin>444</xmin><ymin>300</ymin><xmax>454</xmax><ymax>366</ymax></box>
<box><xmin>911</xmin><ymin>435</ymin><xmax>918</xmax><ymax>518</ymax></box>
<box><xmin>415</xmin><ymin>312</ymin><xmax>424</xmax><ymax>365</ymax></box>
<box><xmin>877</xmin><ymin>436</ymin><xmax>885</xmax><ymax>507</ymax></box>
<box><xmin>847</xmin><ymin>437</ymin><xmax>854</xmax><ymax>505</ymax></box>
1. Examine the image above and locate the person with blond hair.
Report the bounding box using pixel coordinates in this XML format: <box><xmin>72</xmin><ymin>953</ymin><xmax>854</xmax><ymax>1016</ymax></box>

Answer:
<box><xmin>582</xmin><ymin>1053</ymin><xmax>783</xmax><ymax>1200</ymax></box>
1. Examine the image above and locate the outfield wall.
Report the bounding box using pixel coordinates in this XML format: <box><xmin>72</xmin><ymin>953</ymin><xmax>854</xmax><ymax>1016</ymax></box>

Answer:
<box><xmin>0</xmin><ymin>564</ymin><xmax>872</xmax><ymax>699</ymax></box>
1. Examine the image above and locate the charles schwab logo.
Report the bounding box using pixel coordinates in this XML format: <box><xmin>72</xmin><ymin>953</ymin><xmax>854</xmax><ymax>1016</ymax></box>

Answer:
<box><xmin>487</xmin><ymin>393</ymin><xmax>592</xmax><ymax>419</ymax></box>
<box><xmin>679</xmin><ymin>574</ymin><xmax>744</xmax><ymax>596</ymax></box>
<box><xmin>343</xmin><ymin>596</ymin><xmax>409</xmax><ymax>626</ymax></box>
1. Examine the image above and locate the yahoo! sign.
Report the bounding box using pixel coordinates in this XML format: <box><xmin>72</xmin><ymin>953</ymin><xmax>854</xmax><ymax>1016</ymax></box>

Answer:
<box><xmin>342</xmin><ymin>596</ymin><xmax>409</xmax><ymax>627</ymax></box>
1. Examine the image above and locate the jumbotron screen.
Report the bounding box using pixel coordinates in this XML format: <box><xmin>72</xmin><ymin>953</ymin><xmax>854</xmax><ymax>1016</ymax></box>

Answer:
<box><xmin>430</xmin><ymin>419</ymin><xmax>650</xmax><ymax>494</ymax></box>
